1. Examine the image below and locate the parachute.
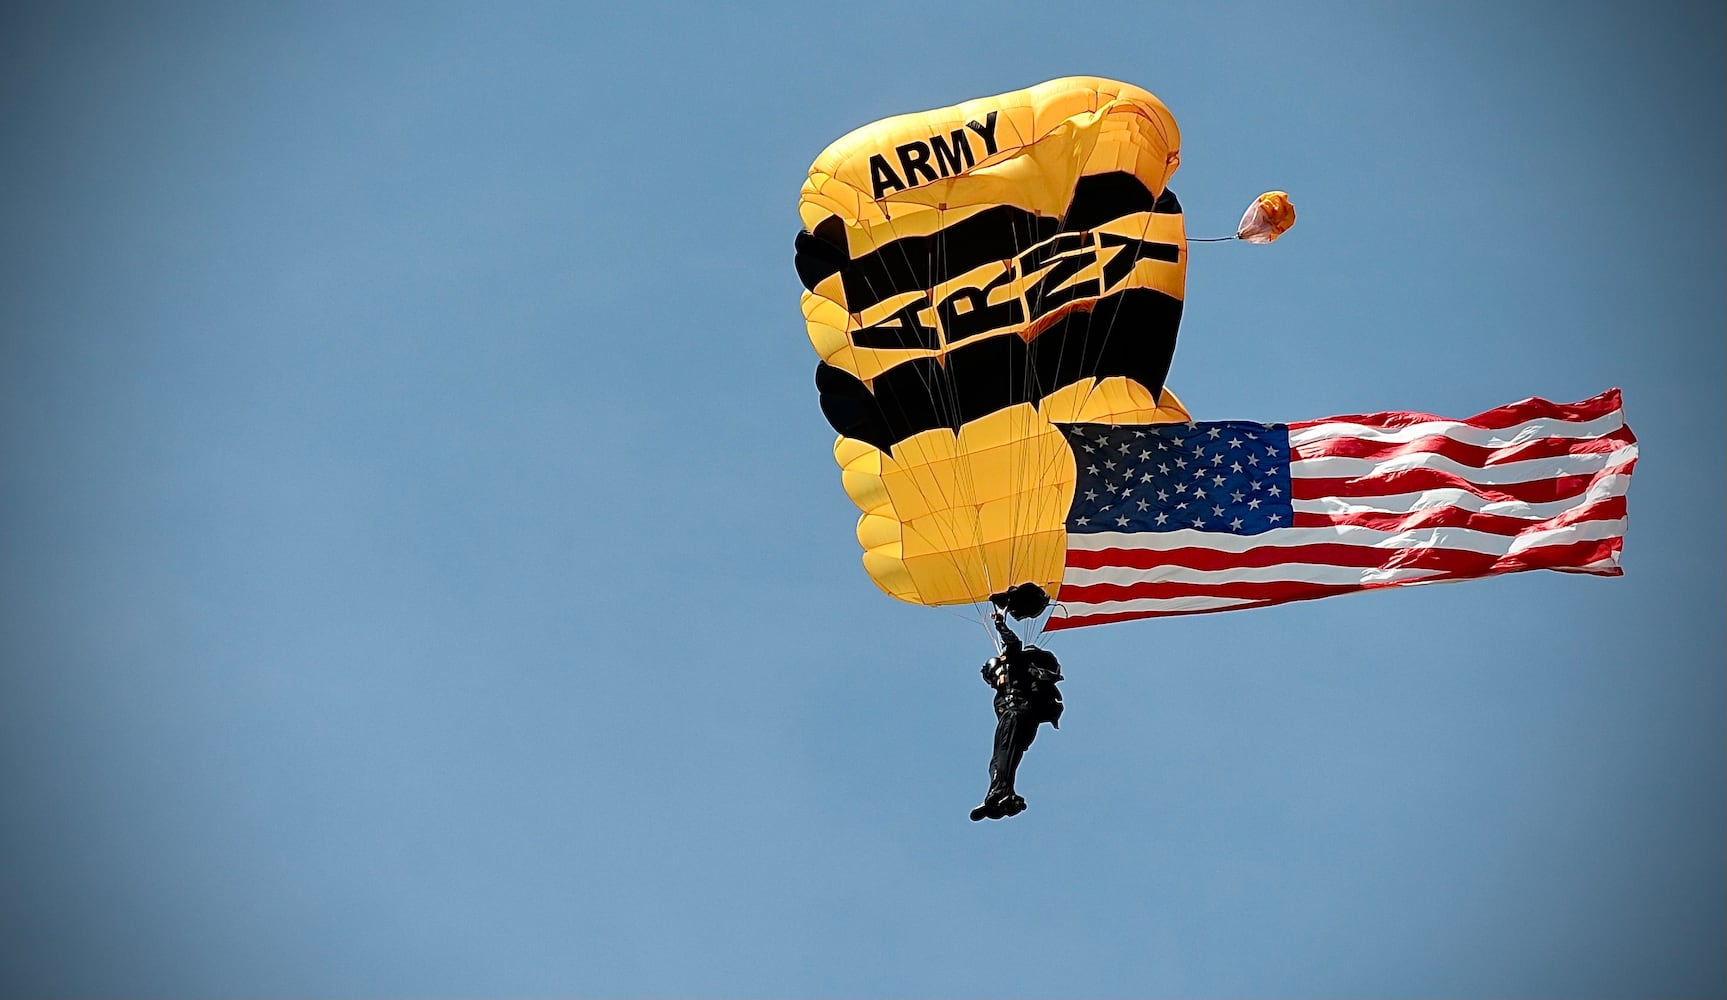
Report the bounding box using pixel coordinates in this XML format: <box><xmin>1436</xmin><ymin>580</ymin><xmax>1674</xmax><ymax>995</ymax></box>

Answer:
<box><xmin>795</xmin><ymin>77</ymin><xmax>1193</xmax><ymax>611</ymax></box>
<box><xmin>1236</xmin><ymin>191</ymin><xmax>1296</xmax><ymax>243</ymax></box>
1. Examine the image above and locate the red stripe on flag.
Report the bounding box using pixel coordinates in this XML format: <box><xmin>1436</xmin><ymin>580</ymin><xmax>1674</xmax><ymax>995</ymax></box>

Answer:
<box><xmin>1067</xmin><ymin>541</ymin><xmax>1398</xmax><ymax>572</ymax></box>
<box><xmin>1290</xmin><ymin>495</ymin><xmax>1628</xmax><ymax>535</ymax></box>
<box><xmin>1289</xmin><ymin>425</ymin><xmax>1635</xmax><ymax>465</ymax></box>
<box><xmin>1287</xmin><ymin>388</ymin><xmax>1623</xmax><ymax>433</ymax></box>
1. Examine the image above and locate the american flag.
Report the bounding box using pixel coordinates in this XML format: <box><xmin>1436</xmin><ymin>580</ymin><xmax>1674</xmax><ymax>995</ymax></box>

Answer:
<box><xmin>1045</xmin><ymin>389</ymin><xmax>1636</xmax><ymax>630</ymax></box>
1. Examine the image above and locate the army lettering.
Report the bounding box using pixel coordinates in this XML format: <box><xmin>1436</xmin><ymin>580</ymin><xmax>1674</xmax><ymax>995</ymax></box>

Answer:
<box><xmin>851</xmin><ymin>229</ymin><xmax>1178</xmax><ymax>351</ymax></box>
<box><xmin>868</xmin><ymin>112</ymin><xmax>1000</xmax><ymax>200</ymax></box>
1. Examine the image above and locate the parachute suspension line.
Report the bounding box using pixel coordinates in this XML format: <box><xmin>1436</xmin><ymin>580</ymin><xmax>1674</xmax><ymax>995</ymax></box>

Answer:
<box><xmin>1188</xmin><ymin>235</ymin><xmax>1236</xmax><ymax>243</ymax></box>
<box><xmin>1022</xmin><ymin>186</ymin><xmax>1082</xmax><ymax>595</ymax></box>
<box><xmin>985</xmin><ymin>106</ymin><xmax>1044</xmax><ymax>608</ymax></box>
<box><xmin>1071</xmin><ymin>203</ymin><xmax>1165</xmax><ymax>426</ymax></box>
<box><xmin>997</xmin><ymin>173</ymin><xmax>1081</xmax><ymax>606</ymax></box>
<box><xmin>974</xmin><ymin>117</ymin><xmax>1016</xmax><ymax>601</ymax></box>
<box><xmin>847</xmin><ymin>238</ymin><xmax>983</xmax><ymax>604</ymax></box>
<box><xmin>1012</xmin><ymin>174</ymin><xmax>1096</xmax><ymax>574</ymax></box>
<box><xmin>1003</xmin><ymin>203</ymin><xmax>1051</xmax><ymax>604</ymax></box>
<box><xmin>1031</xmin><ymin>601</ymin><xmax>1068</xmax><ymax>643</ymax></box>
<box><xmin>1013</xmin><ymin>190</ymin><xmax>1180</xmax><ymax>579</ymax></box>
<box><xmin>932</xmin><ymin>202</ymin><xmax>1001</xmax><ymax>611</ymax></box>
<box><xmin>1005</xmin><ymin>179</ymin><xmax>1075</xmax><ymax>599</ymax></box>
<box><xmin>1010</xmin><ymin>115</ymin><xmax>1056</xmax><ymax>610</ymax></box>
<box><xmin>1000</xmin><ymin>211</ymin><xmax>1028</xmax><ymax>596</ymax></box>
<box><xmin>1013</xmin><ymin>249</ymin><xmax>1042</xmax><ymax>597</ymax></box>
<box><xmin>880</xmin><ymin>204</ymin><xmax>996</xmax><ymax>611</ymax></box>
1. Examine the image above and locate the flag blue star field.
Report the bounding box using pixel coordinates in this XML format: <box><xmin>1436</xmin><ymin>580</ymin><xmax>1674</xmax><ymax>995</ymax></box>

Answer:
<box><xmin>1046</xmin><ymin>390</ymin><xmax>1637</xmax><ymax>630</ymax></box>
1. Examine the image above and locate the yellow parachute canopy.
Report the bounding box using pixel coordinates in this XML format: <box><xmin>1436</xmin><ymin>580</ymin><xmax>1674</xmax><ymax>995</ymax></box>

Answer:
<box><xmin>1236</xmin><ymin>190</ymin><xmax>1296</xmax><ymax>243</ymax></box>
<box><xmin>794</xmin><ymin>77</ymin><xmax>1193</xmax><ymax>609</ymax></box>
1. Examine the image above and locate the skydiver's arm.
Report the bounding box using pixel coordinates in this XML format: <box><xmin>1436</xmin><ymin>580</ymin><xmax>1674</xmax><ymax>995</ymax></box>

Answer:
<box><xmin>991</xmin><ymin>612</ymin><xmax>1022</xmax><ymax>654</ymax></box>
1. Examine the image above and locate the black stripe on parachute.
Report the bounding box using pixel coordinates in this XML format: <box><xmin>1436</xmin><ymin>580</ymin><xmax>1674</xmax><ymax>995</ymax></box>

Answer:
<box><xmin>814</xmin><ymin>286</ymin><xmax>1182</xmax><ymax>453</ymax></box>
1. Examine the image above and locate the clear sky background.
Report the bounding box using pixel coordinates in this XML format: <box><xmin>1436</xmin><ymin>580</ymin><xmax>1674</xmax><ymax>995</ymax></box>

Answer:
<box><xmin>2</xmin><ymin>3</ymin><xmax>1721</xmax><ymax>997</ymax></box>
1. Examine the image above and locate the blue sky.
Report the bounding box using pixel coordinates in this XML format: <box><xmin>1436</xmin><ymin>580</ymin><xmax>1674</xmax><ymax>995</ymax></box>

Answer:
<box><xmin>1</xmin><ymin>2</ymin><xmax>1721</xmax><ymax>997</ymax></box>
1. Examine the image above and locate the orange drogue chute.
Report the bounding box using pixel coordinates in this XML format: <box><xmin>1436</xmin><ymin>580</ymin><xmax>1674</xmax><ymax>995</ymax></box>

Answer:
<box><xmin>1236</xmin><ymin>190</ymin><xmax>1296</xmax><ymax>243</ymax></box>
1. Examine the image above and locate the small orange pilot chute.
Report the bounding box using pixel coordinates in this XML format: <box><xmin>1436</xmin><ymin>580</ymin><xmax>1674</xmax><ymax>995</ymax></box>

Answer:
<box><xmin>1235</xmin><ymin>190</ymin><xmax>1296</xmax><ymax>243</ymax></box>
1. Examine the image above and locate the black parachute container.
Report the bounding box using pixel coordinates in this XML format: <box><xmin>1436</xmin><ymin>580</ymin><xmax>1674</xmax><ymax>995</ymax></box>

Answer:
<box><xmin>990</xmin><ymin>583</ymin><xmax>1051</xmax><ymax>621</ymax></box>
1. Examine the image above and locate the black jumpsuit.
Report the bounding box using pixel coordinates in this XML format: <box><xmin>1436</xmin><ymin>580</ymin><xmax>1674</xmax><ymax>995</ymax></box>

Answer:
<box><xmin>976</xmin><ymin>614</ymin><xmax>1064</xmax><ymax>818</ymax></box>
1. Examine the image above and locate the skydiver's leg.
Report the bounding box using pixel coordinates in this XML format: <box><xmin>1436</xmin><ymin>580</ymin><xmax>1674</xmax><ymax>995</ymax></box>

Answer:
<box><xmin>987</xmin><ymin>710</ymin><xmax>1036</xmax><ymax>801</ymax></box>
<box><xmin>974</xmin><ymin>708</ymin><xmax>1051</xmax><ymax>820</ymax></box>
<box><xmin>972</xmin><ymin>710</ymin><xmax>1020</xmax><ymax>820</ymax></box>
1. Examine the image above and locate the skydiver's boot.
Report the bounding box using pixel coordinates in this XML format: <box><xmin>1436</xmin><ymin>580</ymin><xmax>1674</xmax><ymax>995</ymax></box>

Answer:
<box><xmin>969</xmin><ymin>800</ymin><xmax>996</xmax><ymax>822</ymax></box>
<box><xmin>969</xmin><ymin>791</ymin><xmax>1018</xmax><ymax>822</ymax></box>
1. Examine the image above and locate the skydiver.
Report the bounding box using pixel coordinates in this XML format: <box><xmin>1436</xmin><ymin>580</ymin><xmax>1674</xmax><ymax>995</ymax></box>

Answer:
<box><xmin>970</xmin><ymin>609</ymin><xmax>1064</xmax><ymax>822</ymax></box>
